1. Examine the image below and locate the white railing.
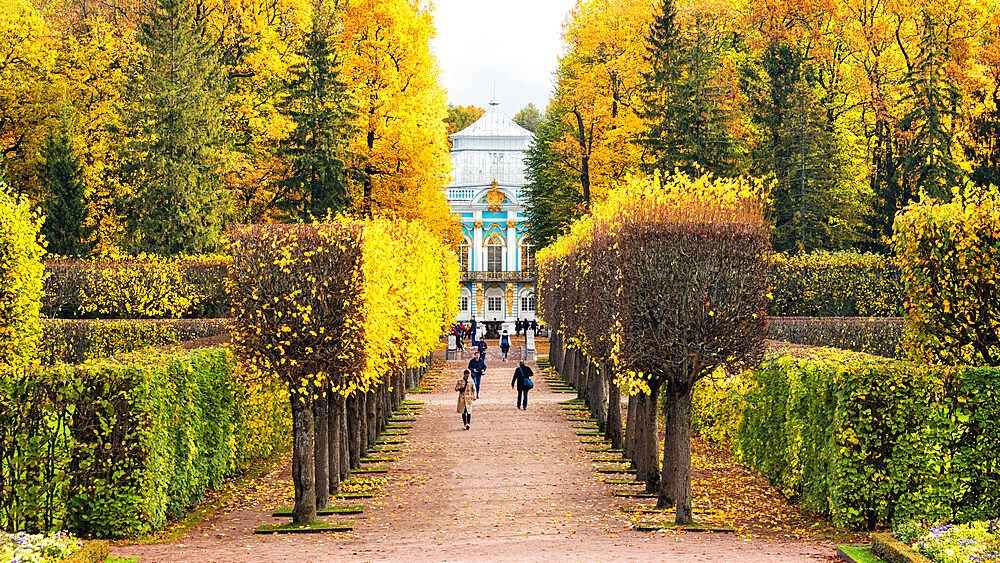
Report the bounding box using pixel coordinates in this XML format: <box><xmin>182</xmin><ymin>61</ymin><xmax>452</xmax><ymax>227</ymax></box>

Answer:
<box><xmin>448</xmin><ymin>188</ymin><xmax>475</xmax><ymax>200</ymax></box>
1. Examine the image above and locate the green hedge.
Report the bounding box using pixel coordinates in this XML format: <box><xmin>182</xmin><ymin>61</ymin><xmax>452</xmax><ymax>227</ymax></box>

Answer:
<box><xmin>41</xmin><ymin>257</ymin><xmax>229</xmax><ymax>320</ymax></box>
<box><xmin>0</xmin><ymin>185</ymin><xmax>45</xmax><ymax>367</ymax></box>
<box><xmin>769</xmin><ymin>251</ymin><xmax>903</xmax><ymax>317</ymax></box>
<box><xmin>767</xmin><ymin>317</ymin><xmax>904</xmax><ymax>358</ymax></box>
<box><xmin>0</xmin><ymin>347</ymin><xmax>288</xmax><ymax>538</ymax></box>
<box><xmin>39</xmin><ymin>318</ymin><xmax>231</xmax><ymax>365</ymax></box>
<box><xmin>894</xmin><ymin>191</ymin><xmax>1000</xmax><ymax>366</ymax></box>
<box><xmin>692</xmin><ymin>346</ymin><xmax>1000</xmax><ymax>529</ymax></box>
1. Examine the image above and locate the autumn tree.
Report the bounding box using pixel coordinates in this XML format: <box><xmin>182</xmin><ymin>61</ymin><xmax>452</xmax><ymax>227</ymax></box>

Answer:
<box><xmin>38</xmin><ymin>111</ymin><xmax>92</xmax><ymax>256</ymax></box>
<box><xmin>962</xmin><ymin>13</ymin><xmax>1000</xmax><ymax>191</ymax></box>
<box><xmin>513</xmin><ymin>103</ymin><xmax>542</xmax><ymax>132</ymax></box>
<box><xmin>554</xmin><ymin>0</ymin><xmax>653</xmax><ymax>211</ymax></box>
<box><xmin>275</xmin><ymin>4</ymin><xmax>357</xmax><ymax>221</ymax></box>
<box><xmin>340</xmin><ymin>0</ymin><xmax>459</xmax><ymax>243</ymax></box>
<box><xmin>444</xmin><ymin>104</ymin><xmax>485</xmax><ymax>136</ymax></box>
<box><xmin>0</xmin><ymin>0</ymin><xmax>57</xmax><ymax>200</ymax></box>
<box><xmin>121</xmin><ymin>0</ymin><xmax>231</xmax><ymax>254</ymax></box>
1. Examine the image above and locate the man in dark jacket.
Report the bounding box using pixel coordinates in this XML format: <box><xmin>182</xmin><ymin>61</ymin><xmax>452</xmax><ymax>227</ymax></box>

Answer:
<box><xmin>470</xmin><ymin>316</ymin><xmax>478</xmax><ymax>346</ymax></box>
<box><xmin>467</xmin><ymin>351</ymin><xmax>486</xmax><ymax>398</ymax></box>
<box><xmin>511</xmin><ymin>360</ymin><xmax>534</xmax><ymax>410</ymax></box>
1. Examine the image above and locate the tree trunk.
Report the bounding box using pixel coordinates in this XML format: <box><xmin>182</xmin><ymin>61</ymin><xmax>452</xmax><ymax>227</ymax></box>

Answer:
<box><xmin>347</xmin><ymin>393</ymin><xmax>361</xmax><ymax>469</ymax></box>
<box><xmin>290</xmin><ymin>389</ymin><xmax>316</xmax><ymax>523</ymax></box>
<box><xmin>663</xmin><ymin>382</ymin><xmax>694</xmax><ymax>522</ymax></box>
<box><xmin>624</xmin><ymin>393</ymin><xmax>637</xmax><ymax>460</ymax></box>
<box><xmin>577</xmin><ymin>351</ymin><xmax>589</xmax><ymax>402</ymax></box>
<box><xmin>552</xmin><ymin>332</ymin><xmax>563</xmax><ymax>375</ymax></box>
<box><xmin>328</xmin><ymin>391</ymin><xmax>341</xmax><ymax>497</ymax></box>
<box><xmin>658</xmin><ymin>380</ymin><xmax>676</xmax><ymax>510</ymax></box>
<box><xmin>563</xmin><ymin>345</ymin><xmax>576</xmax><ymax>389</ymax></box>
<box><xmin>313</xmin><ymin>385</ymin><xmax>329</xmax><ymax>510</ymax></box>
<box><xmin>635</xmin><ymin>381</ymin><xmax>661</xmax><ymax>494</ymax></box>
<box><xmin>339</xmin><ymin>393</ymin><xmax>350</xmax><ymax>480</ymax></box>
<box><xmin>366</xmin><ymin>390</ymin><xmax>377</xmax><ymax>450</ymax></box>
<box><xmin>588</xmin><ymin>362</ymin><xmax>608</xmax><ymax>432</ymax></box>
<box><xmin>605</xmin><ymin>372</ymin><xmax>623</xmax><ymax>450</ymax></box>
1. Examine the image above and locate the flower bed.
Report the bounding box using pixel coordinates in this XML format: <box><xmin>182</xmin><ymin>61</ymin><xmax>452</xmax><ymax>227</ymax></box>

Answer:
<box><xmin>0</xmin><ymin>531</ymin><xmax>81</xmax><ymax>562</ymax></box>
<box><xmin>895</xmin><ymin>522</ymin><xmax>1000</xmax><ymax>563</ymax></box>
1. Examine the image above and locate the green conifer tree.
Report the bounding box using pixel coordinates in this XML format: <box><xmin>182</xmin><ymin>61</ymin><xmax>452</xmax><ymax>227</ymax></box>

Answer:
<box><xmin>964</xmin><ymin>87</ymin><xmax>1000</xmax><ymax>189</ymax></box>
<box><xmin>276</xmin><ymin>7</ymin><xmax>357</xmax><ymax>221</ymax></box>
<box><xmin>898</xmin><ymin>11</ymin><xmax>964</xmax><ymax>200</ymax></box>
<box><xmin>122</xmin><ymin>0</ymin><xmax>230</xmax><ymax>255</ymax></box>
<box><xmin>38</xmin><ymin>111</ymin><xmax>92</xmax><ymax>256</ymax></box>
<box><xmin>636</xmin><ymin>1</ymin><xmax>734</xmax><ymax>176</ymax></box>
<box><xmin>524</xmin><ymin>114</ymin><xmax>582</xmax><ymax>248</ymax></box>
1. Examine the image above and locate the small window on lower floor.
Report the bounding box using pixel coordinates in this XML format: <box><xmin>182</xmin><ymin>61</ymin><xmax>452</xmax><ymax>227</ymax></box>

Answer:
<box><xmin>487</xmin><ymin>296</ymin><xmax>503</xmax><ymax>312</ymax></box>
<box><xmin>460</xmin><ymin>297</ymin><xmax>469</xmax><ymax>311</ymax></box>
<box><xmin>521</xmin><ymin>295</ymin><xmax>536</xmax><ymax>312</ymax></box>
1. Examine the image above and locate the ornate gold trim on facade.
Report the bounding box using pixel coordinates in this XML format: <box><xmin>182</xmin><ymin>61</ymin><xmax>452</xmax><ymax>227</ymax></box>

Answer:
<box><xmin>506</xmin><ymin>220</ymin><xmax>517</xmax><ymax>228</ymax></box>
<box><xmin>473</xmin><ymin>221</ymin><xmax>483</xmax><ymax>228</ymax></box>
<box><xmin>485</xmin><ymin>179</ymin><xmax>505</xmax><ymax>213</ymax></box>
<box><xmin>476</xmin><ymin>283</ymin><xmax>484</xmax><ymax>316</ymax></box>
<box><xmin>506</xmin><ymin>284</ymin><xmax>514</xmax><ymax>316</ymax></box>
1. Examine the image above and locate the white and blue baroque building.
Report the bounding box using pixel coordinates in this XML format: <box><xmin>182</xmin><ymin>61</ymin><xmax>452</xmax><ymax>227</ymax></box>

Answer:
<box><xmin>444</xmin><ymin>102</ymin><xmax>536</xmax><ymax>329</ymax></box>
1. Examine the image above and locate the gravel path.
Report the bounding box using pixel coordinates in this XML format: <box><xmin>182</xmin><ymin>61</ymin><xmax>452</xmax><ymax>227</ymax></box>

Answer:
<box><xmin>112</xmin><ymin>343</ymin><xmax>837</xmax><ymax>562</ymax></box>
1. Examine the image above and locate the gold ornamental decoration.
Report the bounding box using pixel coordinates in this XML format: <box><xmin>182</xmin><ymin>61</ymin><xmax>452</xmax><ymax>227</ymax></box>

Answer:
<box><xmin>485</xmin><ymin>179</ymin><xmax>505</xmax><ymax>213</ymax></box>
<box><xmin>506</xmin><ymin>220</ymin><xmax>517</xmax><ymax>228</ymax></box>
<box><xmin>506</xmin><ymin>284</ymin><xmax>514</xmax><ymax>317</ymax></box>
<box><xmin>473</xmin><ymin>221</ymin><xmax>484</xmax><ymax>229</ymax></box>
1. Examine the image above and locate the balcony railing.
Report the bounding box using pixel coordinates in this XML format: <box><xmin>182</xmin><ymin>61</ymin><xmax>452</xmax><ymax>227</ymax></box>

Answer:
<box><xmin>460</xmin><ymin>270</ymin><xmax>534</xmax><ymax>282</ymax></box>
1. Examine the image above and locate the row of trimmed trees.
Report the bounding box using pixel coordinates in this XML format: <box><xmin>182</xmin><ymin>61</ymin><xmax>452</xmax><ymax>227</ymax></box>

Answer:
<box><xmin>537</xmin><ymin>171</ymin><xmax>770</xmax><ymax>524</ymax></box>
<box><xmin>228</xmin><ymin>219</ymin><xmax>458</xmax><ymax>523</ymax></box>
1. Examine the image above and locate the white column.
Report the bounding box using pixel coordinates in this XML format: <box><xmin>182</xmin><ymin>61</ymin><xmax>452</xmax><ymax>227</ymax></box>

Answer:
<box><xmin>506</xmin><ymin>221</ymin><xmax>517</xmax><ymax>271</ymax></box>
<box><xmin>473</xmin><ymin>221</ymin><xmax>484</xmax><ymax>272</ymax></box>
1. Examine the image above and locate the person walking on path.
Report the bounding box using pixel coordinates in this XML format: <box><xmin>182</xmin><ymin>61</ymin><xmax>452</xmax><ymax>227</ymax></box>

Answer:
<box><xmin>456</xmin><ymin>369</ymin><xmax>477</xmax><ymax>429</ymax></box>
<box><xmin>511</xmin><ymin>360</ymin><xmax>534</xmax><ymax>410</ymax></box>
<box><xmin>499</xmin><ymin>330</ymin><xmax>511</xmax><ymax>362</ymax></box>
<box><xmin>467</xmin><ymin>351</ymin><xmax>486</xmax><ymax>398</ymax></box>
<box><xmin>470</xmin><ymin>316</ymin><xmax>478</xmax><ymax>346</ymax></box>
<box><xmin>476</xmin><ymin>338</ymin><xmax>487</xmax><ymax>358</ymax></box>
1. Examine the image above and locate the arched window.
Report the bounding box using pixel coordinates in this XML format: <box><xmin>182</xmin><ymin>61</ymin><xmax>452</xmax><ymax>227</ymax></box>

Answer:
<box><xmin>520</xmin><ymin>241</ymin><xmax>534</xmax><ymax>274</ymax></box>
<box><xmin>487</xmin><ymin>235</ymin><xmax>504</xmax><ymax>272</ymax></box>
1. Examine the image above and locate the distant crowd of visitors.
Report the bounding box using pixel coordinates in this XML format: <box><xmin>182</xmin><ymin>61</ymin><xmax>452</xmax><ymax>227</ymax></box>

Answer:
<box><xmin>450</xmin><ymin>316</ymin><xmax>539</xmax><ymax>351</ymax></box>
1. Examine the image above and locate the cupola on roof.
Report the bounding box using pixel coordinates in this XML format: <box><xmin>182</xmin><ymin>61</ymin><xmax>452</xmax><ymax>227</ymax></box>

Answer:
<box><xmin>450</xmin><ymin>102</ymin><xmax>534</xmax><ymax>139</ymax></box>
<box><xmin>446</xmin><ymin>102</ymin><xmax>533</xmax><ymax>190</ymax></box>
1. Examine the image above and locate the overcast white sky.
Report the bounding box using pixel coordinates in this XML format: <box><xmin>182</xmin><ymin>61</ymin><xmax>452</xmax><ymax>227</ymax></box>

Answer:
<box><xmin>430</xmin><ymin>0</ymin><xmax>577</xmax><ymax>116</ymax></box>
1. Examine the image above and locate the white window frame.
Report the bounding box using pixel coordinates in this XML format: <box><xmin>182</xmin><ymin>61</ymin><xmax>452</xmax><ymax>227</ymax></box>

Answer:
<box><xmin>487</xmin><ymin>296</ymin><xmax>503</xmax><ymax>312</ymax></box>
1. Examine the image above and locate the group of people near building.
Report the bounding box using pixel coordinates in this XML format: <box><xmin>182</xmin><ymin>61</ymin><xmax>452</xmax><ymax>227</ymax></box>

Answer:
<box><xmin>451</xmin><ymin>317</ymin><xmax>540</xmax><ymax>352</ymax></box>
<box><xmin>455</xmin><ymin>347</ymin><xmax>534</xmax><ymax>430</ymax></box>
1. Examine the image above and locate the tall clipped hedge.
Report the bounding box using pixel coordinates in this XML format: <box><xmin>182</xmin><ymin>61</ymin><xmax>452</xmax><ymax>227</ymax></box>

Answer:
<box><xmin>767</xmin><ymin>317</ymin><xmax>904</xmax><ymax>358</ymax></box>
<box><xmin>0</xmin><ymin>347</ymin><xmax>288</xmax><ymax>537</ymax></box>
<box><xmin>769</xmin><ymin>251</ymin><xmax>903</xmax><ymax>317</ymax></box>
<box><xmin>537</xmin><ymin>171</ymin><xmax>769</xmax><ymax>523</ymax></box>
<box><xmin>228</xmin><ymin>219</ymin><xmax>456</xmax><ymax>523</ymax></box>
<box><xmin>894</xmin><ymin>188</ymin><xmax>1000</xmax><ymax>366</ymax></box>
<box><xmin>0</xmin><ymin>185</ymin><xmax>45</xmax><ymax>366</ymax></box>
<box><xmin>39</xmin><ymin>318</ymin><xmax>230</xmax><ymax>365</ymax></box>
<box><xmin>41</xmin><ymin>257</ymin><xmax>229</xmax><ymax>319</ymax></box>
<box><xmin>692</xmin><ymin>345</ymin><xmax>1000</xmax><ymax>529</ymax></box>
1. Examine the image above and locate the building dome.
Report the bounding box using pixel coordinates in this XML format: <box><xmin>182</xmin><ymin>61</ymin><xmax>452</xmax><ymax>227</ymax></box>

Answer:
<box><xmin>446</xmin><ymin>102</ymin><xmax>533</xmax><ymax>199</ymax></box>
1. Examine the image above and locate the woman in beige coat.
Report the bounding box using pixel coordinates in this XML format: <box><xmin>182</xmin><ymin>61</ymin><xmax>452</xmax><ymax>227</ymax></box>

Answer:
<box><xmin>456</xmin><ymin>369</ymin><xmax>477</xmax><ymax>429</ymax></box>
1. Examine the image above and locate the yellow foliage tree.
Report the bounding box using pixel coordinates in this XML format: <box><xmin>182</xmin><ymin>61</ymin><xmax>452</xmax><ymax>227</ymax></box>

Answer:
<box><xmin>340</xmin><ymin>0</ymin><xmax>460</xmax><ymax>243</ymax></box>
